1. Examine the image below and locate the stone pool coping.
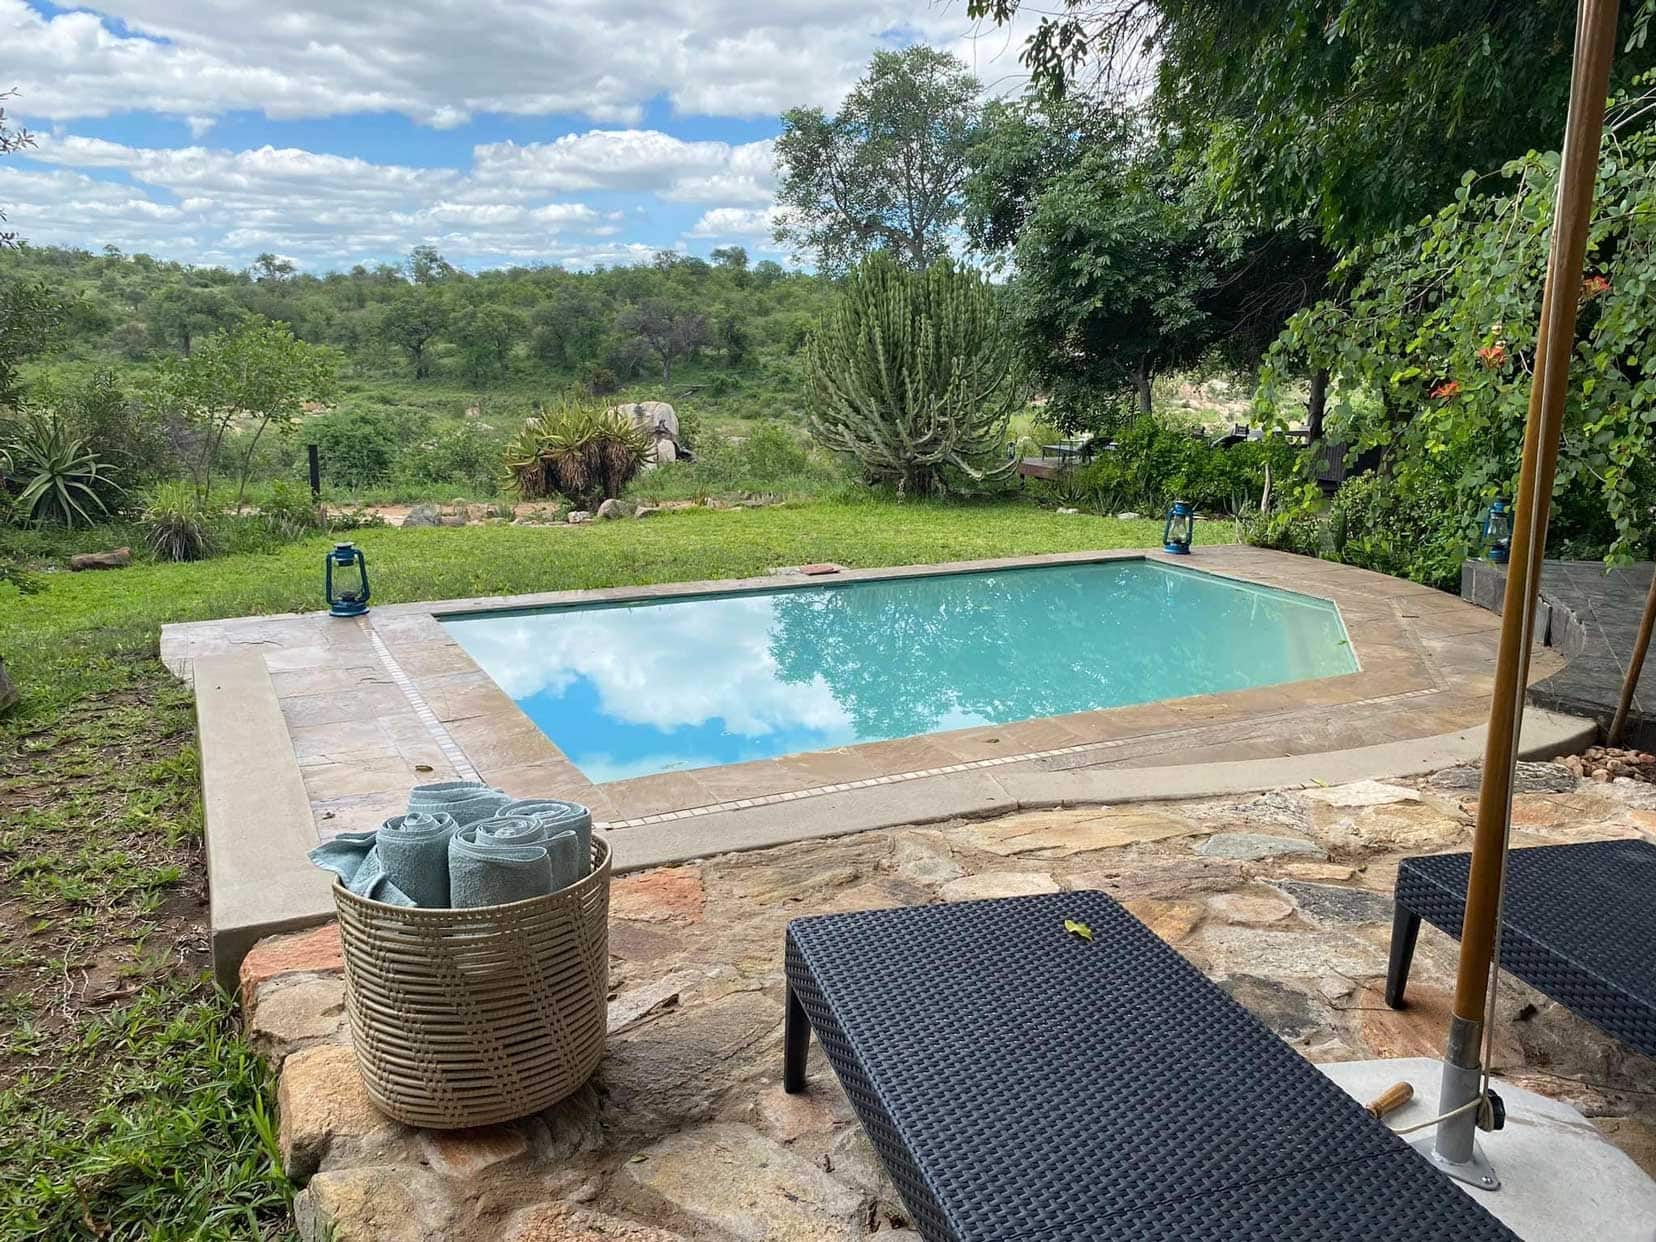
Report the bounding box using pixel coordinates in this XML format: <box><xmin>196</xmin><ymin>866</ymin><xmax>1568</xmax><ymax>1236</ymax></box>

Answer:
<box><xmin>161</xmin><ymin>546</ymin><xmax>1584</xmax><ymax>985</ymax></box>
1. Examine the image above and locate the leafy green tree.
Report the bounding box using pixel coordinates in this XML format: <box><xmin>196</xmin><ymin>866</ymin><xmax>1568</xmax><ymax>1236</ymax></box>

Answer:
<box><xmin>449</xmin><ymin>302</ymin><xmax>523</xmax><ymax>383</ymax></box>
<box><xmin>968</xmin><ymin>0</ymin><xmax>1656</xmax><ymax>248</ymax></box>
<box><xmin>1258</xmin><ymin>110</ymin><xmax>1656</xmax><ymax>565</ymax></box>
<box><xmin>711</xmin><ymin>245</ymin><xmax>750</xmax><ymax>274</ymax></box>
<box><xmin>615</xmin><ymin>298</ymin><xmax>708</xmax><ymax>384</ymax></box>
<box><xmin>407</xmin><ymin>244</ymin><xmax>456</xmax><ymax>285</ymax></box>
<box><xmin>149</xmin><ymin>281</ymin><xmax>239</xmax><ymax>356</ymax></box>
<box><xmin>249</xmin><ymin>252</ymin><xmax>297</xmax><ymax>283</ymax></box>
<box><xmin>0</xmin><ymin>277</ymin><xmax>63</xmax><ymax>409</ymax></box>
<box><xmin>1008</xmin><ymin>138</ymin><xmax>1213</xmax><ymax>417</ymax></box>
<box><xmin>156</xmin><ymin>317</ymin><xmax>339</xmax><ymax>508</ymax></box>
<box><xmin>375</xmin><ymin>289</ymin><xmax>448</xmax><ymax>379</ymax></box>
<box><xmin>804</xmin><ymin>255</ymin><xmax>1022</xmax><ymax>495</ymax></box>
<box><xmin>529</xmin><ymin>287</ymin><xmax>609</xmax><ymax>368</ymax></box>
<box><xmin>775</xmin><ymin>47</ymin><xmax>981</xmax><ymax>273</ymax></box>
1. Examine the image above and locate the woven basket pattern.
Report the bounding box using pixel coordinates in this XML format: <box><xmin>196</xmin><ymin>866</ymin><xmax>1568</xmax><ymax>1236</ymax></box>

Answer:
<box><xmin>334</xmin><ymin>837</ymin><xmax>611</xmax><ymax>1128</ymax></box>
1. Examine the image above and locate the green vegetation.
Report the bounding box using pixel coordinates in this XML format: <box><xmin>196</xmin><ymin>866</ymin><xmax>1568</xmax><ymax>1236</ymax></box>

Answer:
<box><xmin>804</xmin><ymin>256</ymin><xmax>1022</xmax><ymax>496</ymax></box>
<box><xmin>504</xmin><ymin>400</ymin><xmax>651</xmax><ymax>507</ymax></box>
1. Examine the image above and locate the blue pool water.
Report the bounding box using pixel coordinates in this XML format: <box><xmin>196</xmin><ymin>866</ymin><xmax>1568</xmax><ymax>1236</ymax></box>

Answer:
<box><xmin>442</xmin><ymin>561</ymin><xmax>1357</xmax><ymax>784</ymax></box>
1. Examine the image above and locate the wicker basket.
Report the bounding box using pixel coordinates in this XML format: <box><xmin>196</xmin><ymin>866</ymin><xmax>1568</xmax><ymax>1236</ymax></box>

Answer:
<box><xmin>333</xmin><ymin>836</ymin><xmax>611</xmax><ymax>1128</ymax></box>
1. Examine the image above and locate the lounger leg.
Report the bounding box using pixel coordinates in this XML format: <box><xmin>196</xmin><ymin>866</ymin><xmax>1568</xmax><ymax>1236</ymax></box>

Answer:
<box><xmin>784</xmin><ymin>985</ymin><xmax>811</xmax><ymax>1094</ymax></box>
<box><xmin>1385</xmin><ymin>905</ymin><xmax>1421</xmax><ymax>1009</ymax></box>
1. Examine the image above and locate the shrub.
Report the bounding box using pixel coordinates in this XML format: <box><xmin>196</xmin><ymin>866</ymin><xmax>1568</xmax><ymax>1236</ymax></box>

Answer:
<box><xmin>582</xmin><ymin>365</ymin><xmax>619</xmax><ymax>397</ymax></box>
<box><xmin>260</xmin><ymin>479</ymin><xmax>326</xmax><ymax>540</ymax></box>
<box><xmin>1324</xmin><ymin>473</ymin><xmax>1465</xmax><ymax>589</ymax></box>
<box><xmin>504</xmin><ymin>399</ymin><xmax>651</xmax><ymax>506</ymax></box>
<box><xmin>804</xmin><ymin>255</ymin><xmax>1022</xmax><ymax>497</ymax></box>
<box><xmin>310</xmin><ymin>408</ymin><xmax>400</xmax><ymax>489</ymax></box>
<box><xmin>1052</xmin><ymin>414</ymin><xmax>1294</xmax><ymax>517</ymax></box>
<box><xmin>0</xmin><ymin>411</ymin><xmax>120</xmax><ymax>527</ymax></box>
<box><xmin>396</xmin><ymin>422</ymin><xmax>501</xmax><ymax>494</ymax></box>
<box><xmin>141</xmin><ymin>481</ymin><xmax>213</xmax><ymax>562</ymax></box>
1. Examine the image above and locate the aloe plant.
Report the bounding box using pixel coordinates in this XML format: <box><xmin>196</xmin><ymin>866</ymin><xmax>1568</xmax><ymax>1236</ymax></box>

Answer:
<box><xmin>0</xmin><ymin>411</ymin><xmax>119</xmax><ymax>527</ymax></box>
<box><xmin>504</xmin><ymin>399</ymin><xmax>651</xmax><ymax>507</ymax></box>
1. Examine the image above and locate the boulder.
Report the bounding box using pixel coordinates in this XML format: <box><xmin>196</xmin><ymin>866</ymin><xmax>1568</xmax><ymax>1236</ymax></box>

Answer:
<box><xmin>633</xmin><ymin>506</ymin><xmax>660</xmax><ymax>520</ymax></box>
<box><xmin>596</xmin><ymin>498</ymin><xmax>634</xmax><ymax>520</ymax></box>
<box><xmin>567</xmin><ymin>510</ymin><xmax>592</xmax><ymax>525</ymax></box>
<box><xmin>69</xmin><ymin>547</ymin><xmax>131</xmax><ymax>571</ymax></box>
<box><xmin>611</xmin><ymin>401</ymin><xmax>682</xmax><ymax>466</ymax></box>
<box><xmin>402</xmin><ymin>504</ymin><xmax>440</xmax><ymax>528</ymax></box>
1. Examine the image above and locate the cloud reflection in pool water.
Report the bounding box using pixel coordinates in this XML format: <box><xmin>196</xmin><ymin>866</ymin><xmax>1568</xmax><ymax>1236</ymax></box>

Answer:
<box><xmin>441</xmin><ymin>561</ymin><xmax>1357</xmax><ymax>783</ymax></box>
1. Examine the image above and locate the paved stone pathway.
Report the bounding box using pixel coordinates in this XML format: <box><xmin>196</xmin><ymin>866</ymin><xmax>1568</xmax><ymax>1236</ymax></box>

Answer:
<box><xmin>245</xmin><ymin>769</ymin><xmax>1656</xmax><ymax>1241</ymax></box>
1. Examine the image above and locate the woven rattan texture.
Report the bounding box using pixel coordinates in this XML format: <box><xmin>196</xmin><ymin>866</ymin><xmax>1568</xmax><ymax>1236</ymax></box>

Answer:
<box><xmin>786</xmin><ymin>891</ymin><xmax>1518</xmax><ymax>1242</ymax></box>
<box><xmin>335</xmin><ymin>837</ymin><xmax>610</xmax><ymax>1128</ymax></box>
<box><xmin>1395</xmin><ymin>839</ymin><xmax>1656</xmax><ymax>1058</ymax></box>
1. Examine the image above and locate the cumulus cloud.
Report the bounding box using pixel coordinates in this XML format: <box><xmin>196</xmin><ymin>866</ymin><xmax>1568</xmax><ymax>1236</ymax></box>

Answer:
<box><xmin>0</xmin><ymin>0</ymin><xmax>1032</xmax><ymax>129</ymax></box>
<box><xmin>5</xmin><ymin>129</ymin><xmax>785</xmax><ymax>268</ymax></box>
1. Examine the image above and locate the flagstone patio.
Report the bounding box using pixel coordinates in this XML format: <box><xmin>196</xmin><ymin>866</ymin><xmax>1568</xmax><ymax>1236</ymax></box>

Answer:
<box><xmin>246</xmin><ymin>766</ymin><xmax>1656</xmax><ymax>1242</ymax></box>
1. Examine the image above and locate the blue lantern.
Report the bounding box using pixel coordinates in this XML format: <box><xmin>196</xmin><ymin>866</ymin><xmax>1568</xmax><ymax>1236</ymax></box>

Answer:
<box><xmin>325</xmin><ymin>542</ymin><xmax>371</xmax><ymax>617</ymax></box>
<box><xmin>1482</xmin><ymin>498</ymin><xmax>1513</xmax><ymax>564</ymax></box>
<box><xmin>1163</xmin><ymin>500</ymin><xmax>1195</xmax><ymax>555</ymax></box>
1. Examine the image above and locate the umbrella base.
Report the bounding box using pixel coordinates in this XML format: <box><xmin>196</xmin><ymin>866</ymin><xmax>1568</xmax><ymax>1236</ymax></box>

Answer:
<box><xmin>1321</xmin><ymin>1058</ymin><xmax>1656</xmax><ymax>1242</ymax></box>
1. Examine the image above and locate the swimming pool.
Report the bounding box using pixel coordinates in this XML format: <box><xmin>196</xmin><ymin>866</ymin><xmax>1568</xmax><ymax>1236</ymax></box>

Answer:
<box><xmin>442</xmin><ymin>560</ymin><xmax>1358</xmax><ymax>784</ymax></box>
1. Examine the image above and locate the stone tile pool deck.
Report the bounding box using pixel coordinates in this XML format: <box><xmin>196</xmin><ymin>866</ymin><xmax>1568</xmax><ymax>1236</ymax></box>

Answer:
<box><xmin>245</xmin><ymin>771</ymin><xmax>1656</xmax><ymax>1241</ymax></box>
<box><xmin>161</xmin><ymin>546</ymin><xmax>1576</xmax><ymax>980</ymax></box>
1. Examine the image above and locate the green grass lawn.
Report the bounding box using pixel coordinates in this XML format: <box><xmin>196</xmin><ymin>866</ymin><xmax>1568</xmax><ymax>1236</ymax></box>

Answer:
<box><xmin>0</xmin><ymin>497</ymin><xmax>1230</xmax><ymax>1239</ymax></box>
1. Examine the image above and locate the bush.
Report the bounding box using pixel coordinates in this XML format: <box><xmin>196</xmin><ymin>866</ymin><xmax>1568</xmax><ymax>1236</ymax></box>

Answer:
<box><xmin>804</xmin><ymin>255</ymin><xmax>1022</xmax><ymax>497</ymax></box>
<box><xmin>504</xmin><ymin>399</ymin><xmax>651</xmax><ymax>506</ymax></box>
<box><xmin>1324</xmin><ymin>473</ymin><xmax>1465</xmax><ymax>589</ymax></box>
<box><xmin>310</xmin><ymin>408</ymin><xmax>401</xmax><ymax>489</ymax></box>
<box><xmin>260</xmin><ymin>480</ymin><xmax>326</xmax><ymax>540</ymax></box>
<box><xmin>1051</xmin><ymin>414</ymin><xmax>1294</xmax><ymax>517</ymax></box>
<box><xmin>1</xmin><ymin>411</ymin><xmax>120</xmax><ymax>528</ymax></box>
<box><xmin>396</xmin><ymin>422</ymin><xmax>501</xmax><ymax>494</ymax></box>
<box><xmin>141</xmin><ymin>481</ymin><xmax>213</xmax><ymax>562</ymax></box>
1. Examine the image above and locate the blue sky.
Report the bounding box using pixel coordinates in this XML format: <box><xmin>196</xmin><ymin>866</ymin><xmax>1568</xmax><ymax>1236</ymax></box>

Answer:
<box><xmin>0</xmin><ymin>0</ymin><xmax>1032</xmax><ymax>273</ymax></box>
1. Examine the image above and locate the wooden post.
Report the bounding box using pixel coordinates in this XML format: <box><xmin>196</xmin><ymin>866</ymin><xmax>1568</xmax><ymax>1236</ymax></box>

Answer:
<box><xmin>1436</xmin><ymin>0</ymin><xmax>1619</xmax><ymax>1178</ymax></box>
<box><xmin>1608</xmin><ymin>568</ymin><xmax>1656</xmax><ymax>745</ymax></box>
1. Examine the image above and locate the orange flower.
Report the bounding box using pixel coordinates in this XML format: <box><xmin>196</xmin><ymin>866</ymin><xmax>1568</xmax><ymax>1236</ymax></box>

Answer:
<box><xmin>1582</xmin><ymin>274</ymin><xmax>1611</xmax><ymax>299</ymax></box>
<box><xmin>1430</xmin><ymin>380</ymin><xmax>1462</xmax><ymax>399</ymax></box>
<box><xmin>1477</xmin><ymin>344</ymin><xmax>1507</xmax><ymax>369</ymax></box>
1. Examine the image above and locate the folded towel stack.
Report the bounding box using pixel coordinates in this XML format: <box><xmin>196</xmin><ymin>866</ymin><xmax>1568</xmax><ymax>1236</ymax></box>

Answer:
<box><xmin>310</xmin><ymin>783</ymin><xmax>594</xmax><ymax>909</ymax></box>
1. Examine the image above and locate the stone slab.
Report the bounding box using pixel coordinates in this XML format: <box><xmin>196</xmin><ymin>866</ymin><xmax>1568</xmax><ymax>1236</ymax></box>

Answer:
<box><xmin>195</xmin><ymin>653</ymin><xmax>335</xmax><ymax>990</ymax></box>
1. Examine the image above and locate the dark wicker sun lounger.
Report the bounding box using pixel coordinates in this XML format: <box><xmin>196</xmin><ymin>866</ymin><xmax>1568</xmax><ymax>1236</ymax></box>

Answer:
<box><xmin>784</xmin><ymin>891</ymin><xmax>1517</xmax><ymax>1241</ymax></box>
<box><xmin>1387</xmin><ymin>838</ymin><xmax>1656</xmax><ymax>1058</ymax></box>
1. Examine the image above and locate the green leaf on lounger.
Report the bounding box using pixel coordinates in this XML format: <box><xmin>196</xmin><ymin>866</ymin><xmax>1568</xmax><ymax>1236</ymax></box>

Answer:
<box><xmin>1064</xmin><ymin>919</ymin><xmax>1093</xmax><ymax>942</ymax></box>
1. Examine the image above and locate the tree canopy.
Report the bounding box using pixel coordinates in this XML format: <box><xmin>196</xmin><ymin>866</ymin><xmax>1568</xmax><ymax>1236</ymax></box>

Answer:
<box><xmin>774</xmin><ymin>46</ymin><xmax>981</xmax><ymax>273</ymax></box>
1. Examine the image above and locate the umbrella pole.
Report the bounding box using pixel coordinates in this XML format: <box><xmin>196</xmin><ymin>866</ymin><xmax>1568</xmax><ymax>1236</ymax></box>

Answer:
<box><xmin>1608</xmin><ymin>568</ymin><xmax>1656</xmax><ymax>744</ymax></box>
<box><xmin>1428</xmin><ymin>0</ymin><xmax>1619</xmax><ymax>1190</ymax></box>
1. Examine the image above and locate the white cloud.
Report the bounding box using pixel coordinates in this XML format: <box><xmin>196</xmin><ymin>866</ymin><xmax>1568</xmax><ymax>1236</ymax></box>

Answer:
<box><xmin>685</xmin><ymin>206</ymin><xmax>781</xmax><ymax>241</ymax></box>
<box><xmin>2</xmin><ymin>128</ymin><xmax>786</xmax><ymax>268</ymax></box>
<box><xmin>0</xmin><ymin>0</ymin><xmax>1032</xmax><ymax>129</ymax></box>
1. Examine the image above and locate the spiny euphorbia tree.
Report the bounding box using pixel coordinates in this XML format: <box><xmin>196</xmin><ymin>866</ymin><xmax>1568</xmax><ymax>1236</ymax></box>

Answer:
<box><xmin>804</xmin><ymin>255</ymin><xmax>1023</xmax><ymax>496</ymax></box>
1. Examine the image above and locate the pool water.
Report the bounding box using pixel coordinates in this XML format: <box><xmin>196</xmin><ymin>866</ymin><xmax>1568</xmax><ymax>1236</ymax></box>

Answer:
<box><xmin>442</xmin><ymin>560</ymin><xmax>1357</xmax><ymax>784</ymax></box>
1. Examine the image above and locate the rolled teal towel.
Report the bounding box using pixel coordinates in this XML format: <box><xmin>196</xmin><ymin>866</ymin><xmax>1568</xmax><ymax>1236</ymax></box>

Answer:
<box><xmin>407</xmin><ymin>781</ymin><xmax>511</xmax><ymax>826</ymax></box>
<box><xmin>498</xmin><ymin>799</ymin><xmax>592</xmax><ymax>877</ymax></box>
<box><xmin>374</xmin><ymin>811</ymin><xmax>458</xmax><ymax>908</ymax></box>
<box><xmin>449</xmin><ymin>817</ymin><xmax>553</xmax><ymax>907</ymax></box>
<box><xmin>308</xmin><ymin>830</ymin><xmax>414</xmax><ymax>906</ymax></box>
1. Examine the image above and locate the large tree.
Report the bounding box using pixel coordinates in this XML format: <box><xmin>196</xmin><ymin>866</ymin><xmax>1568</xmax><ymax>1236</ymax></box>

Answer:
<box><xmin>614</xmin><ymin>298</ymin><xmax>707</xmax><ymax>385</ymax></box>
<box><xmin>774</xmin><ymin>47</ymin><xmax>981</xmax><ymax>273</ymax></box>
<box><xmin>375</xmin><ymin>288</ymin><xmax>449</xmax><ymax>379</ymax></box>
<box><xmin>0</xmin><ymin>87</ymin><xmax>61</xmax><ymax>408</ymax></box>
<box><xmin>967</xmin><ymin>0</ymin><xmax>1656</xmax><ymax>248</ymax></box>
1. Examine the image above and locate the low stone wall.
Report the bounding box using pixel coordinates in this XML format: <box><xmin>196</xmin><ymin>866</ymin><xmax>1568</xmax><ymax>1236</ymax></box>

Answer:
<box><xmin>1462</xmin><ymin>558</ymin><xmax>1656</xmax><ymax>747</ymax></box>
